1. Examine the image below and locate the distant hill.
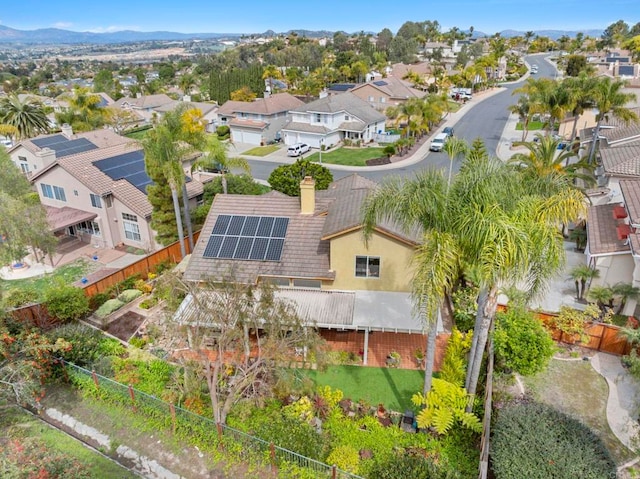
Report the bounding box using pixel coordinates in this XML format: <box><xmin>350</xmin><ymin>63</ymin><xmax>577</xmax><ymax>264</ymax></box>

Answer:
<box><xmin>499</xmin><ymin>29</ymin><xmax>603</xmax><ymax>40</ymax></box>
<box><xmin>0</xmin><ymin>24</ymin><xmax>605</xmax><ymax>45</ymax></box>
<box><xmin>0</xmin><ymin>25</ymin><xmax>241</xmax><ymax>44</ymax></box>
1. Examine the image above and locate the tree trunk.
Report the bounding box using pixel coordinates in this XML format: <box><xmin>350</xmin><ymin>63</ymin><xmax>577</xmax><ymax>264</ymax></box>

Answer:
<box><xmin>574</xmin><ymin>280</ymin><xmax>580</xmax><ymax>300</ymax></box>
<box><xmin>465</xmin><ymin>285</ymin><xmax>498</xmax><ymax>412</ymax></box>
<box><xmin>587</xmin><ymin>119</ymin><xmax>602</xmax><ymax>164</ymax></box>
<box><xmin>422</xmin><ymin>313</ymin><xmax>439</xmax><ymax>395</ymax></box>
<box><xmin>580</xmin><ymin>278</ymin><xmax>586</xmax><ymax>300</ymax></box>
<box><xmin>221</xmin><ymin>173</ymin><xmax>228</xmax><ymax>195</ymax></box>
<box><xmin>181</xmin><ymin>183</ymin><xmax>194</xmax><ymax>253</ymax></box>
<box><xmin>171</xmin><ymin>185</ymin><xmax>186</xmax><ymax>259</ymax></box>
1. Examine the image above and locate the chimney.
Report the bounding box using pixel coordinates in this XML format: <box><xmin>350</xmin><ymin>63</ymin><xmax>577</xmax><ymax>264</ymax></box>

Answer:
<box><xmin>300</xmin><ymin>176</ymin><xmax>315</xmax><ymax>215</ymax></box>
<box><xmin>61</xmin><ymin>123</ymin><xmax>73</xmax><ymax>139</ymax></box>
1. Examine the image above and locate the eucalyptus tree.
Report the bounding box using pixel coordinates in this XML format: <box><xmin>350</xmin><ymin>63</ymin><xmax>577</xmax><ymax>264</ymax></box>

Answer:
<box><xmin>0</xmin><ymin>94</ymin><xmax>50</xmax><ymax>140</ymax></box>
<box><xmin>587</xmin><ymin>77</ymin><xmax>638</xmax><ymax>163</ymax></box>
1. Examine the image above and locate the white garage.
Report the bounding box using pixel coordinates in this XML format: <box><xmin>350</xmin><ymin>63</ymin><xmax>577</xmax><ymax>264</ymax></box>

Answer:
<box><xmin>230</xmin><ymin>127</ymin><xmax>263</xmax><ymax>145</ymax></box>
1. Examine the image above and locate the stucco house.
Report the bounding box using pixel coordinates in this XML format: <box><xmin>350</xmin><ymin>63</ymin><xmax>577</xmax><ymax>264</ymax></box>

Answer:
<box><xmin>153</xmin><ymin>100</ymin><xmax>219</xmax><ymax>132</ymax></box>
<box><xmin>348</xmin><ymin>77</ymin><xmax>427</xmax><ymax>112</ymax></box>
<box><xmin>216</xmin><ymin>93</ymin><xmax>304</xmax><ymax>145</ymax></box>
<box><xmin>281</xmin><ymin>92</ymin><xmax>386</xmax><ymax>149</ymax></box>
<box><xmin>113</xmin><ymin>94</ymin><xmax>175</xmax><ymax>123</ymax></box>
<box><xmin>8</xmin><ymin>127</ymin><xmax>210</xmax><ymax>252</ymax></box>
<box><xmin>181</xmin><ymin>174</ymin><xmax>444</xmax><ymax>364</ymax></box>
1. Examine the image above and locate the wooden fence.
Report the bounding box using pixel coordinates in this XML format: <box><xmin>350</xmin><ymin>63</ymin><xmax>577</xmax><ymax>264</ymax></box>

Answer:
<box><xmin>9</xmin><ymin>232</ymin><xmax>200</xmax><ymax>327</ymax></box>
<box><xmin>537</xmin><ymin>311</ymin><xmax>632</xmax><ymax>356</ymax></box>
<box><xmin>82</xmin><ymin>231</ymin><xmax>200</xmax><ymax>297</ymax></box>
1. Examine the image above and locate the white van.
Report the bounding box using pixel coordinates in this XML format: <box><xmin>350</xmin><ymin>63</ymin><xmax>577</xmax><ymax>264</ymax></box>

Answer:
<box><xmin>429</xmin><ymin>133</ymin><xmax>449</xmax><ymax>152</ymax></box>
<box><xmin>287</xmin><ymin>143</ymin><xmax>310</xmax><ymax>157</ymax></box>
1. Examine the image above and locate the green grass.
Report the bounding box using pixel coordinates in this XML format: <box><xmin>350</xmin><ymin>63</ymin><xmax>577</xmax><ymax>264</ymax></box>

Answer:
<box><xmin>0</xmin><ymin>406</ymin><xmax>138</xmax><ymax>478</ymax></box>
<box><xmin>307</xmin><ymin>147</ymin><xmax>386</xmax><ymax>166</ymax></box>
<box><xmin>0</xmin><ymin>259</ymin><xmax>94</xmax><ymax>300</ymax></box>
<box><xmin>516</xmin><ymin>120</ymin><xmax>545</xmax><ymax>131</ymax></box>
<box><xmin>522</xmin><ymin>358</ymin><xmax>635</xmax><ymax>464</ymax></box>
<box><xmin>299</xmin><ymin>365</ymin><xmax>424</xmax><ymax>412</ymax></box>
<box><xmin>241</xmin><ymin>145</ymin><xmax>280</xmax><ymax>156</ymax></box>
<box><xmin>124</xmin><ymin>128</ymin><xmax>151</xmax><ymax>140</ymax></box>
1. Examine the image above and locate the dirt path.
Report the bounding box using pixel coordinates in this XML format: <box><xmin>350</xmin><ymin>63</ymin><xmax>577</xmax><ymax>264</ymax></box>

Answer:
<box><xmin>41</xmin><ymin>385</ymin><xmax>260</xmax><ymax>479</ymax></box>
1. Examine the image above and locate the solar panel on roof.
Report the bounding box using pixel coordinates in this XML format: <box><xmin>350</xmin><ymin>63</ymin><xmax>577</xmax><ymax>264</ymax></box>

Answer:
<box><xmin>205</xmin><ymin>215</ymin><xmax>289</xmax><ymax>262</ymax></box>
<box><xmin>373</xmin><ymin>80</ymin><xmax>388</xmax><ymax>86</ymax></box>
<box><xmin>32</xmin><ymin>134</ymin><xmax>67</xmax><ymax>148</ymax></box>
<box><xmin>203</xmin><ymin>235</ymin><xmax>224</xmax><ymax>258</ymax></box>
<box><xmin>93</xmin><ymin>150</ymin><xmax>153</xmax><ymax>194</ymax></box>
<box><xmin>31</xmin><ymin>135</ymin><xmax>99</xmax><ymax>158</ymax></box>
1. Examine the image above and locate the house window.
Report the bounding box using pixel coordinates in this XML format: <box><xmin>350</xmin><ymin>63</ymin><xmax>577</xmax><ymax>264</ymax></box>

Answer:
<box><xmin>123</xmin><ymin>220</ymin><xmax>141</xmax><ymax>242</ymax></box>
<box><xmin>104</xmin><ymin>195</ymin><xmax>113</xmax><ymax>208</ymax></box>
<box><xmin>355</xmin><ymin>256</ymin><xmax>380</xmax><ymax>278</ymax></box>
<box><xmin>20</xmin><ymin>163</ymin><xmax>29</xmax><ymax>173</ymax></box>
<box><xmin>122</xmin><ymin>213</ymin><xmax>138</xmax><ymax>222</ymax></box>
<box><xmin>380</xmin><ymin>97</ymin><xmax>386</xmax><ymax>103</ymax></box>
<box><xmin>345</xmin><ymin>115</ymin><xmax>350</xmax><ymax>121</ymax></box>
<box><xmin>19</xmin><ymin>155</ymin><xmax>27</xmax><ymax>162</ymax></box>
<box><xmin>41</xmin><ymin>183</ymin><xmax>54</xmax><ymax>199</ymax></box>
<box><xmin>74</xmin><ymin>190</ymin><xmax>78</xmax><ymax>196</ymax></box>
<box><xmin>368</xmin><ymin>96</ymin><xmax>374</xmax><ymax>102</ymax></box>
<box><xmin>292</xmin><ymin>279</ymin><xmax>322</xmax><ymax>289</ymax></box>
<box><xmin>77</xmin><ymin>221</ymin><xmax>101</xmax><ymax>236</ymax></box>
<box><xmin>90</xmin><ymin>193</ymin><xmax>102</xmax><ymax>208</ymax></box>
<box><xmin>53</xmin><ymin>186</ymin><xmax>66</xmax><ymax>201</ymax></box>
<box><xmin>315</xmin><ymin>113</ymin><xmax>321</xmax><ymax>123</ymax></box>
<box><xmin>196</xmin><ymin>194</ymin><xmax>204</xmax><ymax>206</ymax></box>
<box><xmin>263</xmin><ymin>277</ymin><xmax>291</xmax><ymax>287</ymax></box>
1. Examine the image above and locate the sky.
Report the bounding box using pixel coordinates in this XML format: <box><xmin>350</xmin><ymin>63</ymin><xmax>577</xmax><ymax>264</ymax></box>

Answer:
<box><xmin>0</xmin><ymin>0</ymin><xmax>638</xmax><ymax>36</ymax></box>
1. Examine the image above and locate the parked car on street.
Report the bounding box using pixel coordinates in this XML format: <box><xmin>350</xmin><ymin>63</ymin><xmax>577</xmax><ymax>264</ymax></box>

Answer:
<box><xmin>443</xmin><ymin>127</ymin><xmax>454</xmax><ymax>137</ymax></box>
<box><xmin>287</xmin><ymin>143</ymin><xmax>310</xmax><ymax>157</ymax></box>
<box><xmin>429</xmin><ymin>133</ymin><xmax>449</xmax><ymax>152</ymax></box>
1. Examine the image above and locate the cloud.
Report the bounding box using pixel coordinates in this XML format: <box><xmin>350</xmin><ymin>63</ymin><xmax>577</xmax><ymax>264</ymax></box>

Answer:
<box><xmin>53</xmin><ymin>22</ymin><xmax>73</xmax><ymax>29</ymax></box>
<box><xmin>86</xmin><ymin>25</ymin><xmax>140</xmax><ymax>33</ymax></box>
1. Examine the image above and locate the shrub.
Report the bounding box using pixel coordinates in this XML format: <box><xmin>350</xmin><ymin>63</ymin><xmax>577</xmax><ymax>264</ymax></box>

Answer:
<box><xmin>139</xmin><ymin>296</ymin><xmax>159</xmax><ymax>310</ymax></box>
<box><xmin>439</xmin><ymin>328</ymin><xmax>471</xmax><ymax>386</ymax></box>
<box><xmin>88</xmin><ymin>292</ymin><xmax>110</xmax><ymax>310</ymax></box>
<box><xmin>255</xmin><ymin>415</ymin><xmax>329</xmax><ymax>461</ymax></box>
<box><xmin>95</xmin><ymin>299</ymin><xmax>125</xmax><ymax>319</ymax></box>
<box><xmin>451</xmin><ymin>286</ymin><xmax>478</xmax><ymax>332</ymax></box>
<box><xmin>48</xmin><ymin>323</ymin><xmax>105</xmax><ymax>367</ymax></box>
<box><xmin>368</xmin><ymin>451</ymin><xmax>450</xmax><ymax>479</ymax></box>
<box><xmin>134</xmin><ymin>279</ymin><xmax>152</xmax><ymax>294</ymax></box>
<box><xmin>493</xmin><ymin>306</ymin><xmax>555</xmax><ymax>375</ymax></box>
<box><xmin>2</xmin><ymin>288</ymin><xmax>39</xmax><ymax>308</ymax></box>
<box><xmin>326</xmin><ymin>445</ymin><xmax>360</xmax><ymax>474</ymax></box>
<box><xmin>117</xmin><ymin>289</ymin><xmax>143</xmax><ymax>303</ymax></box>
<box><xmin>44</xmin><ymin>283</ymin><xmax>90</xmax><ymax>322</ymax></box>
<box><xmin>491</xmin><ymin>401</ymin><xmax>616</xmax><ymax>479</ymax></box>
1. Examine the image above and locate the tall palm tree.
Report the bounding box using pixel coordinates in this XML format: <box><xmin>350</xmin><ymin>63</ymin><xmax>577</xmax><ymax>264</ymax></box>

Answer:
<box><xmin>509</xmin><ymin>133</ymin><xmax>595</xmax><ymax>190</ymax></box>
<box><xmin>192</xmin><ymin>136</ymin><xmax>251</xmax><ymax>195</ymax></box>
<box><xmin>562</xmin><ymin>73</ymin><xmax>598</xmax><ymax>142</ymax></box>
<box><xmin>0</xmin><ymin>94</ymin><xmax>50</xmax><ymax>140</ymax></box>
<box><xmin>443</xmin><ymin>136</ymin><xmax>467</xmax><ymax>188</ymax></box>
<box><xmin>587</xmin><ymin>77</ymin><xmax>638</xmax><ymax>163</ymax></box>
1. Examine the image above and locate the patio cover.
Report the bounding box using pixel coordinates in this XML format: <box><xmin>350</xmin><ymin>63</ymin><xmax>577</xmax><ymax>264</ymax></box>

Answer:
<box><xmin>45</xmin><ymin>205</ymin><xmax>97</xmax><ymax>232</ymax></box>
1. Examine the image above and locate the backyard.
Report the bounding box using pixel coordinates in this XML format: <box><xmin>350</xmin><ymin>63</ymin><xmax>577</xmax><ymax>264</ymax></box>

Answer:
<box><xmin>521</xmin><ymin>357</ymin><xmax>636</xmax><ymax>464</ymax></box>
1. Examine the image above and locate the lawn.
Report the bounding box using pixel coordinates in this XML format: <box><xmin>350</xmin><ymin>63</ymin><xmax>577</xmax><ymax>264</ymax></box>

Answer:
<box><xmin>241</xmin><ymin>145</ymin><xmax>281</xmax><ymax>156</ymax></box>
<box><xmin>0</xmin><ymin>259</ymin><xmax>95</xmax><ymax>300</ymax></box>
<box><xmin>307</xmin><ymin>147</ymin><xmax>386</xmax><ymax>166</ymax></box>
<box><xmin>124</xmin><ymin>127</ymin><xmax>151</xmax><ymax>140</ymax></box>
<box><xmin>299</xmin><ymin>365</ymin><xmax>424</xmax><ymax>412</ymax></box>
<box><xmin>0</xmin><ymin>405</ymin><xmax>138</xmax><ymax>478</ymax></box>
<box><xmin>522</xmin><ymin>358</ymin><xmax>635</xmax><ymax>464</ymax></box>
<box><xmin>516</xmin><ymin>120</ymin><xmax>545</xmax><ymax>131</ymax></box>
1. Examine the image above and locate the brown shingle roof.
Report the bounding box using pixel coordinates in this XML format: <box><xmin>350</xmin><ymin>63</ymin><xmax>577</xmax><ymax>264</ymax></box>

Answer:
<box><xmin>587</xmin><ymin>203</ymin><xmax>631</xmax><ymax>255</ymax></box>
<box><xmin>351</xmin><ymin>77</ymin><xmax>426</xmax><ymax>100</ymax></box>
<box><xmin>600</xmin><ymin>140</ymin><xmax>640</xmax><ymax>177</ymax></box>
<box><xmin>217</xmin><ymin>93</ymin><xmax>304</xmax><ymax>117</ymax></box>
<box><xmin>114</xmin><ymin>94</ymin><xmax>174</xmax><ymax>109</ymax></box>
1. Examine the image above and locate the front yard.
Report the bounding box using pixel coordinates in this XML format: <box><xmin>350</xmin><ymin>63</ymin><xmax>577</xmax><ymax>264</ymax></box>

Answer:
<box><xmin>307</xmin><ymin>146</ymin><xmax>386</xmax><ymax>166</ymax></box>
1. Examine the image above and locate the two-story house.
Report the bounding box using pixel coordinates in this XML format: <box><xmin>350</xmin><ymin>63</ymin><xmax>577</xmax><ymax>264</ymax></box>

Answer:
<box><xmin>216</xmin><ymin>93</ymin><xmax>304</xmax><ymax>145</ymax></box>
<box><xmin>348</xmin><ymin>77</ymin><xmax>427</xmax><ymax>112</ymax></box>
<box><xmin>181</xmin><ymin>174</ymin><xmax>445</xmax><ymax>364</ymax></box>
<box><xmin>113</xmin><ymin>94</ymin><xmax>175</xmax><ymax>123</ymax></box>
<box><xmin>281</xmin><ymin>92</ymin><xmax>386</xmax><ymax>149</ymax></box>
<box><xmin>9</xmin><ymin>127</ymin><xmax>210</xmax><ymax>252</ymax></box>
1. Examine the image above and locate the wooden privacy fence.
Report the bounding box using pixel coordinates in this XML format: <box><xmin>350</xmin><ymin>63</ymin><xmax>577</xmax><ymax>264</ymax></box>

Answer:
<box><xmin>82</xmin><ymin>231</ymin><xmax>200</xmax><ymax>297</ymax></box>
<box><xmin>537</xmin><ymin>311</ymin><xmax>632</xmax><ymax>356</ymax></box>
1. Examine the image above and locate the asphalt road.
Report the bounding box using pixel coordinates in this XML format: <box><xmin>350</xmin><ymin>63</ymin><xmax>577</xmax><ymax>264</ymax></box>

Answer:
<box><xmin>246</xmin><ymin>54</ymin><xmax>555</xmax><ymax>183</ymax></box>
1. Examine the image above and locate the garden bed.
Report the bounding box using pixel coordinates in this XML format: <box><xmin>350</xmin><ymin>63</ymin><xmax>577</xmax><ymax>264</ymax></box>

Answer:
<box><xmin>104</xmin><ymin>311</ymin><xmax>145</xmax><ymax>341</ymax></box>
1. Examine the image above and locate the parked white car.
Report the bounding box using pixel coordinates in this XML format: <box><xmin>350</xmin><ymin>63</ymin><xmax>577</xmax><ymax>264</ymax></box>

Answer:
<box><xmin>287</xmin><ymin>143</ymin><xmax>310</xmax><ymax>157</ymax></box>
<box><xmin>429</xmin><ymin>133</ymin><xmax>449</xmax><ymax>152</ymax></box>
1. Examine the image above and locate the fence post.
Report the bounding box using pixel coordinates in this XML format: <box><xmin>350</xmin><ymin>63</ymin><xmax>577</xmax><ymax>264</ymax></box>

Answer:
<box><xmin>128</xmin><ymin>384</ymin><xmax>136</xmax><ymax>412</ymax></box>
<box><xmin>216</xmin><ymin>422</ymin><xmax>224</xmax><ymax>451</ymax></box>
<box><xmin>332</xmin><ymin>464</ymin><xmax>337</xmax><ymax>479</ymax></box>
<box><xmin>270</xmin><ymin>442</ymin><xmax>277</xmax><ymax>474</ymax></box>
<box><xmin>91</xmin><ymin>370</ymin><xmax>99</xmax><ymax>389</ymax></box>
<box><xmin>169</xmin><ymin>403</ymin><xmax>176</xmax><ymax>435</ymax></box>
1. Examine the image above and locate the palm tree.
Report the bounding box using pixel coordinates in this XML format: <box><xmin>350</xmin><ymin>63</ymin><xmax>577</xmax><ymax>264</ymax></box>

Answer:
<box><xmin>587</xmin><ymin>77</ymin><xmax>638</xmax><ymax>163</ymax></box>
<box><xmin>443</xmin><ymin>136</ymin><xmax>467</xmax><ymax>188</ymax></box>
<box><xmin>562</xmin><ymin>73</ymin><xmax>598</xmax><ymax>142</ymax></box>
<box><xmin>508</xmin><ymin>96</ymin><xmax>533</xmax><ymax>142</ymax></box>
<box><xmin>0</xmin><ymin>94</ymin><xmax>50</xmax><ymax>140</ymax></box>
<box><xmin>568</xmin><ymin>264</ymin><xmax>600</xmax><ymax>301</ymax></box>
<box><xmin>509</xmin><ymin>133</ymin><xmax>595</xmax><ymax>190</ymax></box>
<box><xmin>192</xmin><ymin>136</ymin><xmax>250</xmax><ymax>195</ymax></box>
<box><xmin>612</xmin><ymin>283</ymin><xmax>640</xmax><ymax>315</ymax></box>
<box><xmin>587</xmin><ymin>285</ymin><xmax>614</xmax><ymax>317</ymax></box>
<box><xmin>262</xmin><ymin>65</ymin><xmax>283</xmax><ymax>94</ymax></box>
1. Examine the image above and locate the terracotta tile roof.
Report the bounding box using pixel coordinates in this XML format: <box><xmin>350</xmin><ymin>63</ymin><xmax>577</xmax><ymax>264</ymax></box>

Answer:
<box><xmin>153</xmin><ymin>100</ymin><xmax>218</xmax><ymax>115</ymax></box>
<box><xmin>21</xmin><ymin>129</ymin><xmax>130</xmax><ymax>156</ymax></box>
<box><xmin>290</xmin><ymin>92</ymin><xmax>386</xmax><ymax>125</ymax></box>
<box><xmin>587</xmin><ymin>203</ymin><xmax>631</xmax><ymax>255</ymax></box>
<box><xmin>217</xmin><ymin>93</ymin><xmax>304</xmax><ymax>117</ymax></box>
<box><xmin>114</xmin><ymin>94</ymin><xmax>174</xmax><ymax>109</ymax></box>
<box><xmin>389</xmin><ymin>62</ymin><xmax>432</xmax><ymax>78</ymax></box>
<box><xmin>620</xmin><ymin>179</ymin><xmax>640</xmax><ymax>225</ymax></box>
<box><xmin>351</xmin><ymin>77</ymin><xmax>427</xmax><ymax>100</ymax></box>
<box><xmin>183</xmin><ymin>194</ymin><xmax>334</xmax><ymax>284</ymax></box>
<box><xmin>600</xmin><ymin>140</ymin><xmax>640</xmax><ymax>176</ymax></box>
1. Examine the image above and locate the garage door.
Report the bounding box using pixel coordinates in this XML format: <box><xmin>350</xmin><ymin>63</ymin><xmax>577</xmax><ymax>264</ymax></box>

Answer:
<box><xmin>231</xmin><ymin>128</ymin><xmax>262</xmax><ymax>145</ymax></box>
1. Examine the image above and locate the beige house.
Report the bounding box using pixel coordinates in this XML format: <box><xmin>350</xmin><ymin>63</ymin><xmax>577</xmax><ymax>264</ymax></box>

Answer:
<box><xmin>348</xmin><ymin>77</ymin><xmax>427</xmax><ymax>112</ymax></box>
<box><xmin>113</xmin><ymin>94</ymin><xmax>175</xmax><ymax>122</ymax></box>
<box><xmin>9</xmin><ymin>128</ymin><xmax>210</xmax><ymax>252</ymax></box>
<box><xmin>182</xmin><ymin>174</ymin><xmax>439</xmax><ymax>362</ymax></box>
<box><xmin>216</xmin><ymin>93</ymin><xmax>304</xmax><ymax>145</ymax></box>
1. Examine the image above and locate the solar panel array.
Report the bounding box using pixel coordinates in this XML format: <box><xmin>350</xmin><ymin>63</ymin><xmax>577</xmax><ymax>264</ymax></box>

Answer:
<box><xmin>203</xmin><ymin>214</ymin><xmax>289</xmax><ymax>262</ymax></box>
<box><xmin>93</xmin><ymin>150</ymin><xmax>153</xmax><ymax>194</ymax></box>
<box><xmin>32</xmin><ymin>134</ymin><xmax>98</xmax><ymax>158</ymax></box>
<box><xmin>372</xmin><ymin>80</ymin><xmax>388</xmax><ymax>86</ymax></box>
